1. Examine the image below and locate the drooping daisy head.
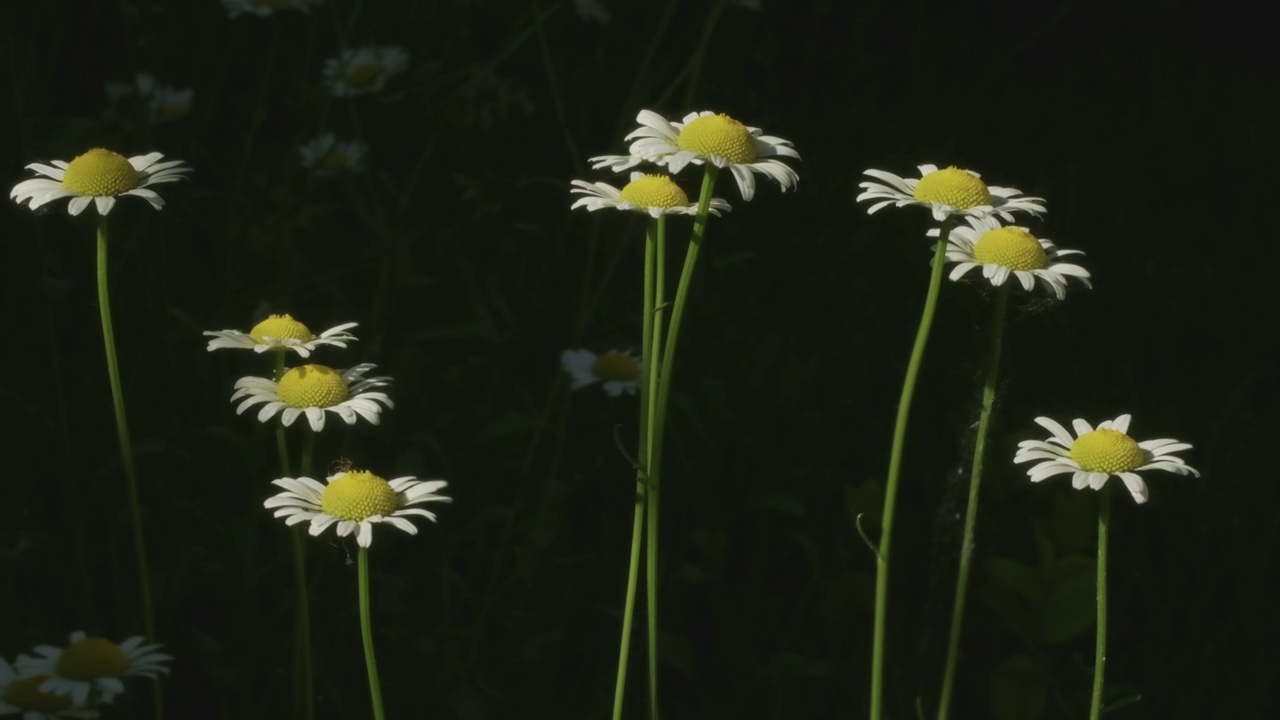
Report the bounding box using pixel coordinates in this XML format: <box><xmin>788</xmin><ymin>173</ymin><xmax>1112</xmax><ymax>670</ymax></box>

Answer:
<box><xmin>265</xmin><ymin>469</ymin><xmax>451</xmax><ymax>548</ymax></box>
<box><xmin>204</xmin><ymin>314</ymin><xmax>358</xmax><ymax>357</ymax></box>
<box><xmin>1013</xmin><ymin>414</ymin><xmax>1200</xmax><ymax>504</ymax></box>
<box><xmin>570</xmin><ymin>172</ymin><xmax>731</xmax><ymax>218</ymax></box>
<box><xmin>857</xmin><ymin>164</ymin><xmax>1046</xmax><ymax>223</ymax></box>
<box><xmin>11</xmin><ymin>632</ymin><xmax>170</xmax><ymax>709</ymax></box>
<box><xmin>222</xmin><ymin>0</ymin><xmax>323</xmax><ymax>17</ymax></box>
<box><xmin>561</xmin><ymin>348</ymin><xmax>641</xmax><ymax>396</ymax></box>
<box><xmin>323</xmin><ymin>46</ymin><xmax>409</xmax><ymax>97</ymax></box>
<box><xmin>232</xmin><ymin>363</ymin><xmax>393</xmax><ymax>432</ymax></box>
<box><xmin>298</xmin><ymin>133</ymin><xmax>369</xmax><ymax>175</ymax></box>
<box><xmin>10</xmin><ymin>149</ymin><xmax>190</xmax><ymax>217</ymax></box>
<box><xmin>932</xmin><ymin>215</ymin><xmax>1091</xmax><ymax>299</ymax></box>
<box><xmin>590</xmin><ymin>110</ymin><xmax>800</xmax><ymax>202</ymax></box>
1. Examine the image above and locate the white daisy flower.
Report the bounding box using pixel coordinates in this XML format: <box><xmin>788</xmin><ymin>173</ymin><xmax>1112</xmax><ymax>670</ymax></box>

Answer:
<box><xmin>104</xmin><ymin>73</ymin><xmax>193</xmax><ymax>125</ymax></box>
<box><xmin>323</xmin><ymin>46</ymin><xmax>409</xmax><ymax>97</ymax></box>
<box><xmin>13</xmin><ymin>632</ymin><xmax>170</xmax><ymax>709</ymax></box>
<box><xmin>856</xmin><ymin>164</ymin><xmax>1046</xmax><ymax>222</ymax></box>
<box><xmin>204</xmin><ymin>314</ymin><xmax>358</xmax><ymax>357</ymax></box>
<box><xmin>561</xmin><ymin>348</ymin><xmax>641</xmax><ymax>396</ymax></box>
<box><xmin>231</xmin><ymin>363</ymin><xmax>393</xmax><ymax>432</ymax></box>
<box><xmin>221</xmin><ymin>0</ymin><xmax>322</xmax><ymax>17</ymax></box>
<box><xmin>298</xmin><ymin>133</ymin><xmax>369</xmax><ymax>175</ymax></box>
<box><xmin>928</xmin><ymin>215</ymin><xmax>1091</xmax><ymax>299</ymax></box>
<box><xmin>10</xmin><ymin>148</ymin><xmax>190</xmax><ymax>216</ymax></box>
<box><xmin>1</xmin><ymin>656</ymin><xmax>100</xmax><ymax>718</ymax></box>
<box><xmin>573</xmin><ymin>0</ymin><xmax>611</xmax><ymax>22</ymax></box>
<box><xmin>590</xmin><ymin>110</ymin><xmax>800</xmax><ymax>201</ymax></box>
<box><xmin>570</xmin><ymin>172</ymin><xmax>731</xmax><ymax>218</ymax></box>
<box><xmin>265</xmin><ymin>469</ymin><xmax>451</xmax><ymax>548</ymax></box>
<box><xmin>1013</xmin><ymin>414</ymin><xmax>1200</xmax><ymax>504</ymax></box>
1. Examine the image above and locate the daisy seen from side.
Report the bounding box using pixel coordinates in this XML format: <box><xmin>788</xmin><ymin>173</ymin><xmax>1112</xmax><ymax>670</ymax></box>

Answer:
<box><xmin>204</xmin><ymin>314</ymin><xmax>359</xmax><ymax>357</ymax></box>
<box><xmin>12</xmin><ymin>632</ymin><xmax>170</xmax><ymax>709</ymax></box>
<box><xmin>323</xmin><ymin>46</ymin><xmax>409</xmax><ymax>97</ymax></box>
<box><xmin>590</xmin><ymin>110</ymin><xmax>800</xmax><ymax>201</ymax></box>
<box><xmin>10</xmin><ymin>149</ymin><xmax>190</xmax><ymax>217</ymax></box>
<box><xmin>930</xmin><ymin>215</ymin><xmax>1092</xmax><ymax>299</ymax></box>
<box><xmin>298</xmin><ymin>133</ymin><xmax>369</xmax><ymax>175</ymax></box>
<box><xmin>1</xmin><ymin>656</ymin><xmax>100</xmax><ymax>719</ymax></box>
<box><xmin>265</xmin><ymin>469</ymin><xmax>451</xmax><ymax>547</ymax></box>
<box><xmin>231</xmin><ymin>363</ymin><xmax>393</xmax><ymax>432</ymax></box>
<box><xmin>561</xmin><ymin>348</ymin><xmax>641</xmax><ymax>396</ymax></box>
<box><xmin>1013</xmin><ymin>414</ymin><xmax>1200</xmax><ymax>504</ymax></box>
<box><xmin>857</xmin><ymin>163</ymin><xmax>1045</xmax><ymax>223</ymax></box>
<box><xmin>571</xmin><ymin>172</ymin><xmax>731</xmax><ymax>218</ymax></box>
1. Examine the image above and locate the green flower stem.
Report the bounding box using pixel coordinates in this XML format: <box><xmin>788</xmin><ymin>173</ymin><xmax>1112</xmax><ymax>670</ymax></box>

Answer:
<box><xmin>1090</xmin><ymin>488</ymin><xmax>1112</xmax><ymax>720</ymax></box>
<box><xmin>94</xmin><ymin>215</ymin><xmax>161</xmax><ymax>719</ymax></box>
<box><xmin>357</xmin><ymin>547</ymin><xmax>386</xmax><ymax>720</ymax></box>
<box><xmin>645</xmin><ymin>216</ymin><xmax>667</xmax><ymax>720</ymax></box>
<box><xmin>936</xmin><ymin>283</ymin><xmax>1010</xmax><ymax>720</ymax></box>
<box><xmin>612</xmin><ymin>219</ymin><xmax>661</xmax><ymax>720</ymax></box>
<box><xmin>870</xmin><ymin>218</ymin><xmax>954</xmax><ymax>720</ymax></box>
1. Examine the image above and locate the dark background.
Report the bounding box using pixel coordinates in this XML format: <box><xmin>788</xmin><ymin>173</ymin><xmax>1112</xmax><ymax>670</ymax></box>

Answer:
<box><xmin>1</xmin><ymin>0</ymin><xmax>1274</xmax><ymax>718</ymax></box>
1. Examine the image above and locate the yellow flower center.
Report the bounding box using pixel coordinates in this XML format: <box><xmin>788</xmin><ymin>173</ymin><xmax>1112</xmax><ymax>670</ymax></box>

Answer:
<box><xmin>676</xmin><ymin>114</ymin><xmax>758</xmax><ymax>164</ymax></box>
<box><xmin>344</xmin><ymin>63</ymin><xmax>386</xmax><ymax>90</ymax></box>
<box><xmin>321</xmin><ymin>470</ymin><xmax>400</xmax><ymax>520</ymax></box>
<box><xmin>1069</xmin><ymin>429</ymin><xmax>1145</xmax><ymax>473</ymax></box>
<box><xmin>54</xmin><ymin>637</ymin><xmax>130</xmax><ymax>680</ymax></box>
<box><xmin>972</xmin><ymin>227</ymin><xmax>1047</xmax><ymax>270</ymax></box>
<box><xmin>1</xmin><ymin>675</ymin><xmax>73</xmax><ymax>712</ymax></box>
<box><xmin>617</xmin><ymin>175</ymin><xmax>689</xmax><ymax>209</ymax></box>
<box><xmin>320</xmin><ymin>151</ymin><xmax>351</xmax><ymax>172</ymax></box>
<box><xmin>60</xmin><ymin>148</ymin><xmax>140</xmax><ymax>196</ymax></box>
<box><xmin>249</xmin><ymin>313</ymin><xmax>313</xmax><ymax>344</ymax></box>
<box><xmin>592</xmin><ymin>352</ymin><xmax>641</xmax><ymax>382</ymax></box>
<box><xmin>277</xmin><ymin>365</ymin><xmax>350</xmax><ymax>408</ymax></box>
<box><xmin>156</xmin><ymin>101</ymin><xmax>190</xmax><ymax>121</ymax></box>
<box><xmin>912</xmin><ymin>166</ymin><xmax>992</xmax><ymax>209</ymax></box>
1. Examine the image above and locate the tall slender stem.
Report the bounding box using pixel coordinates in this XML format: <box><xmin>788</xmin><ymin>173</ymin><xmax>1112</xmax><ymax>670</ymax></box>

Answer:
<box><xmin>94</xmin><ymin>214</ymin><xmax>161</xmax><ymax>719</ymax></box>
<box><xmin>358</xmin><ymin>547</ymin><xmax>386</xmax><ymax>720</ymax></box>
<box><xmin>936</xmin><ymin>284</ymin><xmax>1009</xmax><ymax>720</ymax></box>
<box><xmin>1089</xmin><ymin>489</ymin><xmax>1111</xmax><ymax>720</ymax></box>
<box><xmin>870</xmin><ymin>218</ymin><xmax>954</xmax><ymax>720</ymax></box>
<box><xmin>644</xmin><ymin>217</ymin><xmax>667</xmax><ymax>720</ymax></box>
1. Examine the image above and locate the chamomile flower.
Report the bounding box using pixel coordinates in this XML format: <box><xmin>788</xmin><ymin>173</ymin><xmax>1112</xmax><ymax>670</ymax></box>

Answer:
<box><xmin>929</xmin><ymin>215</ymin><xmax>1091</xmax><ymax>299</ymax></box>
<box><xmin>231</xmin><ymin>363</ymin><xmax>393</xmax><ymax>432</ymax></box>
<box><xmin>323</xmin><ymin>46</ymin><xmax>409</xmax><ymax>97</ymax></box>
<box><xmin>265</xmin><ymin>470</ymin><xmax>451</xmax><ymax>547</ymax></box>
<box><xmin>203</xmin><ymin>314</ymin><xmax>358</xmax><ymax>357</ymax></box>
<box><xmin>1</xmin><ymin>655</ymin><xmax>101</xmax><ymax>719</ymax></box>
<box><xmin>104</xmin><ymin>74</ymin><xmax>193</xmax><ymax>125</ymax></box>
<box><xmin>570</xmin><ymin>172</ymin><xmax>731</xmax><ymax>218</ymax></box>
<box><xmin>298</xmin><ymin>133</ymin><xmax>368</xmax><ymax>175</ymax></box>
<box><xmin>573</xmin><ymin>0</ymin><xmax>611</xmax><ymax>22</ymax></box>
<box><xmin>590</xmin><ymin>110</ymin><xmax>800</xmax><ymax>201</ymax></box>
<box><xmin>12</xmin><ymin>632</ymin><xmax>170</xmax><ymax>708</ymax></box>
<box><xmin>561</xmin><ymin>348</ymin><xmax>641</xmax><ymax>396</ymax></box>
<box><xmin>10</xmin><ymin>149</ymin><xmax>190</xmax><ymax>216</ymax></box>
<box><xmin>857</xmin><ymin>164</ymin><xmax>1045</xmax><ymax>223</ymax></box>
<box><xmin>1013</xmin><ymin>414</ymin><xmax>1200</xmax><ymax>504</ymax></box>
<box><xmin>222</xmin><ymin>0</ymin><xmax>322</xmax><ymax>16</ymax></box>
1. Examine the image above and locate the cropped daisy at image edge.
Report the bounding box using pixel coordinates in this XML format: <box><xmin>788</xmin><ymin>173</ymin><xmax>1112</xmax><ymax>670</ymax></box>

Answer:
<box><xmin>13</xmin><ymin>631</ymin><xmax>171</xmax><ymax>708</ymax></box>
<box><xmin>1013</xmin><ymin>414</ymin><xmax>1200</xmax><ymax>504</ymax></box>
<box><xmin>10</xmin><ymin>148</ymin><xmax>190</xmax><ymax>216</ymax></box>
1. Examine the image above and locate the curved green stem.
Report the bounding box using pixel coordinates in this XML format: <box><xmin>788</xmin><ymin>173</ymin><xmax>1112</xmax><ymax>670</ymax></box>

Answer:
<box><xmin>870</xmin><ymin>218</ymin><xmax>954</xmax><ymax>720</ymax></box>
<box><xmin>358</xmin><ymin>547</ymin><xmax>386</xmax><ymax>720</ymax></box>
<box><xmin>936</xmin><ymin>284</ymin><xmax>1009</xmax><ymax>720</ymax></box>
<box><xmin>94</xmin><ymin>215</ymin><xmax>161</xmax><ymax>719</ymax></box>
<box><xmin>1090</xmin><ymin>489</ymin><xmax>1111</xmax><ymax>720</ymax></box>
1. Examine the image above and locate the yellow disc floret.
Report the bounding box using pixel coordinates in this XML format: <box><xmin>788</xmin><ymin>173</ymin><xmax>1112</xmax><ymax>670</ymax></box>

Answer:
<box><xmin>249</xmin><ymin>314</ymin><xmax>313</xmax><ymax>343</ymax></box>
<box><xmin>618</xmin><ymin>175</ymin><xmax>689</xmax><ymax>209</ymax></box>
<box><xmin>1070</xmin><ymin>429</ymin><xmax>1145</xmax><ymax>473</ymax></box>
<box><xmin>972</xmin><ymin>227</ymin><xmax>1048</xmax><ymax>270</ymax></box>
<box><xmin>592</xmin><ymin>352</ymin><xmax>641</xmax><ymax>382</ymax></box>
<box><xmin>344</xmin><ymin>63</ymin><xmax>385</xmax><ymax>90</ymax></box>
<box><xmin>60</xmin><ymin>149</ymin><xmax>140</xmax><ymax>196</ymax></box>
<box><xmin>676</xmin><ymin>114</ymin><xmax>758</xmax><ymax>164</ymax></box>
<box><xmin>55</xmin><ymin>637</ymin><xmax>130</xmax><ymax>680</ymax></box>
<box><xmin>913</xmin><ymin>166</ymin><xmax>992</xmax><ymax>209</ymax></box>
<box><xmin>277</xmin><ymin>365</ymin><xmax>350</xmax><ymax>408</ymax></box>
<box><xmin>320</xmin><ymin>151</ymin><xmax>351</xmax><ymax>172</ymax></box>
<box><xmin>2</xmin><ymin>675</ymin><xmax>73</xmax><ymax>712</ymax></box>
<box><xmin>321</xmin><ymin>470</ymin><xmax>400</xmax><ymax>520</ymax></box>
